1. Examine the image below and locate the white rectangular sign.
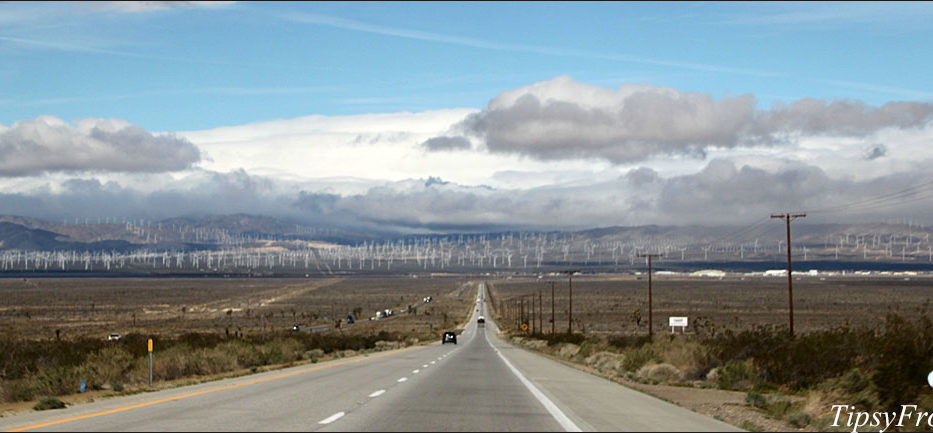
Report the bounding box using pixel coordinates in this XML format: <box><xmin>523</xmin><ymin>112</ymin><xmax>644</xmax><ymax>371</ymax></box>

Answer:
<box><xmin>669</xmin><ymin>317</ymin><xmax>688</xmax><ymax>327</ymax></box>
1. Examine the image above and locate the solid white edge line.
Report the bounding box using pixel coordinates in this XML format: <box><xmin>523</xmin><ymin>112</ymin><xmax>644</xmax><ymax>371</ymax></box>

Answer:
<box><xmin>318</xmin><ymin>411</ymin><xmax>345</xmax><ymax>424</ymax></box>
<box><xmin>368</xmin><ymin>390</ymin><xmax>386</xmax><ymax>398</ymax></box>
<box><xmin>486</xmin><ymin>327</ymin><xmax>582</xmax><ymax>432</ymax></box>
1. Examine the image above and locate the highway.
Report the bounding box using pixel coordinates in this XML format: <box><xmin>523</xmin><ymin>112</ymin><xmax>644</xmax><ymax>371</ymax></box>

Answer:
<box><xmin>0</xmin><ymin>283</ymin><xmax>741</xmax><ymax>432</ymax></box>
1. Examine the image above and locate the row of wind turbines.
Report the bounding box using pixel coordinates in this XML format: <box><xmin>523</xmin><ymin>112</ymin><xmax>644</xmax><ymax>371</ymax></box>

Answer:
<box><xmin>2</xmin><ymin>223</ymin><xmax>933</xmax><ymax>273</ymax></box>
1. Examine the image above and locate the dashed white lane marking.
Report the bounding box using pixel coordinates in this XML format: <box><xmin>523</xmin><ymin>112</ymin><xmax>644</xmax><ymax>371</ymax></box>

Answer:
<box><xmin>422</xmin><ymin>364</ymin><xmax>428</xmax><ymax>368</ymax></box>
<box><xmin>397</xmin><ymin>377</ymin><xmax>408</xmax><ymax>382</ymax></box>
<box><xmin>318</xmin><ymin>412</ymin><xmax>345</xmax><ymax>424</ymax></box>
<box><xmin>412</xmin><ymin>369</ymin><xmax>420</xmax><ymax>374</ymax></box>
<box><xmin>368</xmin><ymin>390</ymin><xmax>386</xmax><ymax>398</ymax></box>
<box><xmin>430</xmin><ymin>361</ymin><xmax>436</xmax><ymax>365</ymax></box>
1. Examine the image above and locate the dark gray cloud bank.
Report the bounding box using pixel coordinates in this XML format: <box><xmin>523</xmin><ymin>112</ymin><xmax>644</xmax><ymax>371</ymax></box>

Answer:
<box><xmin>424</xmin><ymin>76</ymin><xmax>933</xmax><ymax>163</ymax></box>
<box><xmin>1</xmin><ymin>160</ymin><xmax>931</xmax><ymax>232</ymax></box>
<box><xmin>302</xmin><ymin>162</ymin><xmax>933</xmax><ymax>230</ymax></box>
<box><xmin>0</xmin><ymin>116</ymin><xmax>201</xmax><ymax>176</ymax></box>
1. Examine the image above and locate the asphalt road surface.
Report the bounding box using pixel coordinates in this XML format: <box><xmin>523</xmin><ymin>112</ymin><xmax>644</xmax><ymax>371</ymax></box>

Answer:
<box><xmin>0</xmin><ymin>283</ymin><xmax>741</xmax><ymax>432</ymax></box>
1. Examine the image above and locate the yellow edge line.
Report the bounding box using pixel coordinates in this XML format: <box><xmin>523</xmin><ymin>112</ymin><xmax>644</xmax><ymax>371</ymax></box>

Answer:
<box><xmin>6</xmin><ymin>346</ymin><xmax>422</xmax><ymax>432</ymax></box>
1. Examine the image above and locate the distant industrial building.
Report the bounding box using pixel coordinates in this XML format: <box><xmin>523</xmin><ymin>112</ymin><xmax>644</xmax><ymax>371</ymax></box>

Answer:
<box><xmin>691</xmin><ymin>269</ymin><xmax>726</xmax><ymax>278</ymax></box>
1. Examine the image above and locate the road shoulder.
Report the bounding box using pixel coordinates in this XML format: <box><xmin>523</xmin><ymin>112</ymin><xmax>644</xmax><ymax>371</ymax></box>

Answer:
<box><xmin>486</xmin><ymin>331</ymin><xmax>743</xmax><ymax>432</ymax></box>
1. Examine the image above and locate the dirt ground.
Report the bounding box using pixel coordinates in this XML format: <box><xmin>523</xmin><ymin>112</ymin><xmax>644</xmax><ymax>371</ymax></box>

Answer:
<box><xmin>625</xmin><ymin>382</ymin><xmax>813</xmax><ymax>432</ymax></box>
<box><xmin>0</xmin><ymin>276</ymin><xmax>475</xmax><ymax>340</ymax></box>
<box><xmin>489</xmin><ymin>274</ymin><xmax>933</xmax><ymax>335</ymax></box>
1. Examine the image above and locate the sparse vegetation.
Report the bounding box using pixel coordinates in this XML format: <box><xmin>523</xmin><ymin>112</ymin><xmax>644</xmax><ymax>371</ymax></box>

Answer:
<box><xmin>786</xmin><ymin>410</ymin><xmax>811</xmax><ymax>428</ymax></box>
<box><xmin>745</xmin><ymin>391</ymin><xmax>768</xmax><ymax>409</ymax></box>
<box><xmin>0</xmin><ymin>330</ymin><xmax>422</xmax><ymax>403</ymax></box>
<box><xmin>0</xmin><ymin>276</ymin><xmax>475</xmax><ymax>405</ymax></box>
<box><xmin>33</xmin><ymin>396</ymin><xmax>65</xmax><ymax>411</ymax></box>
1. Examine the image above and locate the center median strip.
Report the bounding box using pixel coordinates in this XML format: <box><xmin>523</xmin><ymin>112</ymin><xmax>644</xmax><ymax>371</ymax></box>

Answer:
<box><xmin>5</xmin><ymin>346</ymin><xmax>423</xmax><ymax>432</ymax></box>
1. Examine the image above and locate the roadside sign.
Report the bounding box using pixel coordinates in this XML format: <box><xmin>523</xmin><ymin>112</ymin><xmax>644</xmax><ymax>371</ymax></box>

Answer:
<box><xmin>148</xmin><ymin>339</ymin><xmax>153</xmax><ymax>387</ymax></box>
<box><xmin>928</xmin><ymin>370</ymin><xmax>933</xmax><ymax>388</ymax></box>
<box><xmin>521</xmin><ymin>323</ymin><xmax>529</xmax><ymax>331</ymax></box>
<box><xmin>669</xmin><ymin>317</ymin><xmax>688</xmax><ymax>333</ymax></box>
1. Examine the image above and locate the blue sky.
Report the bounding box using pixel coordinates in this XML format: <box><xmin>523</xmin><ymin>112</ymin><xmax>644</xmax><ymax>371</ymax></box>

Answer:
<box><xmin>1</xmin><ymin>1</ymin><xmax>933</xmax><ymax>231</ymax></box>
<box><xmin>3</xmin><ymin>2</ymin><xmax>931</xmax><ymax>131</ymax></box>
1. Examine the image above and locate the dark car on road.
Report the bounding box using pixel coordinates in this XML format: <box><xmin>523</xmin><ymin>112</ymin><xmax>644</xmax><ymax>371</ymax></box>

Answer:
<box><xmin>442</xmin><ymin>331</ymin><xmax>457</xmax><ymax>344</ymax></box>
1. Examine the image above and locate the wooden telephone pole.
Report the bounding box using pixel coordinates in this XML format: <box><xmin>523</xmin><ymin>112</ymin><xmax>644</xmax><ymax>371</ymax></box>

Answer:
<box><xmin>636</xmin><ymin>254</ymin><xmax>663</xmax><ymax>337</ymax></box>
<box><xmin>550</xmin><ymin>281</ymin><xmax>556</xmax><ymax>336</ymax></box>
<box><xmin>519</xmin><ymin>294</ymin><xmax>534</xmax><ymax>333</ymax></box>
<box><xmin>561</xmin><ymin>270</ymin><xmax>580</xmax><ymax>334</ymax></box>
<box><xmin>771</xmin><ymin>212</ymin><xmax>806</xmax><ymax>336</ymax></box>
<box><xmin>520</xmin><ymin>296</ymin><xmax>524</xmax><ymax>330</ymax></box>
<box><xmin>538</xmin><ymin>290</ymin><xmax>543</xmax><ymax>335</ymax></box>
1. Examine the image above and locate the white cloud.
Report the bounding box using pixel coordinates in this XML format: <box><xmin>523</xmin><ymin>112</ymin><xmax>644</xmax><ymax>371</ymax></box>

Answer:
<box><xmin>0</xmin><ymin>116</ymin><xmax>201</xmax><ymax>177</ymax></box>
<box><xmin>430</xmin><ymin>76</ymin><xmax>933</xmax><ymax>165</ymax></box>
<box><xmin>92</xmin><ymin>2</ymin><xmax>237</xmax><ymax>13</ymax></box>
<box><xmin>179</xmin><ymin>108</ymin><xmax>613</xmax><ymax>188</ymax></box>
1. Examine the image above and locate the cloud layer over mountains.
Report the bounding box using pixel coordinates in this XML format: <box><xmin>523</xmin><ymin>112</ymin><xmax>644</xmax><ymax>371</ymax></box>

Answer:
<box><xmin>2</xmin><ymin>76</ymin><xmax>933</xmax><ymax>232</ymax></box>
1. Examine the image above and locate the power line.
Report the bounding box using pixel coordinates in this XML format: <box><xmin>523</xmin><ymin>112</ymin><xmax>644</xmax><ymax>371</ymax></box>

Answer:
<box><xmin>805</xmin><ymin>178</ymin><xmax>933</xmax><ymax>215</ymax></box>
<box><xmin>714</xmin><ymin>217</ymin><xmax>773</xmax><ymax>245</ymax></box>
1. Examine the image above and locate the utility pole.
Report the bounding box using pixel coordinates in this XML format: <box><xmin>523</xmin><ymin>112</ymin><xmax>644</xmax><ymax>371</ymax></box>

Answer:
<box><xmin>519</xmin><ymin>294</ymin><xmax>534</xmax><ymax>333</ymax></box>
<box><xmin>530</xmin><ymin>294</ymin><xmax>536</xmax><ymax>334</ymax></box>
<box><xmin>771</xmin><ymin>212</ymin><xmax>806</xmax><ymax>336</ymax></box>
<box><xmin>637</xmin><ymin>254</ymin><xmax>663</xmax><ymax>338</ymax></box>
<box><xmin>550</xmin><ymin>281</ymin><xmax>555</xmax><ymax>336</ymax></box>
<box><xmin>514</xmin><ymin>298</ymin><xmax>520</xmax><ymax>329</ymax></box>
<box><xmin>520</xmin><ymin>296</ymin><xmax>525</xmax><ymax>331</ymax></box>
<box><xmin>561</xmin><ymin>270</ymin><xmax>580</xmax><ymax>334</ymax></box>
<box><xmin>538</xmin><ymin>290</ymin><xmax>543</xmax><ymax>335</ymax></box>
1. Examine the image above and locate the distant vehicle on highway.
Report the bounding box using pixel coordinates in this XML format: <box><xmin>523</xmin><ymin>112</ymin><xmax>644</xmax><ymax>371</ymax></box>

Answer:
<box><xmin>346</xmin><ymin>314</ymin><xmax>355</xmax><ymax>324</ymax></box>
<box><xmin>442</xmin><ymin>331</ymin><xmax>457</xmax><ymax>344</ymax></box>
<box><xmin>291</xmin><ymin>324</ymin><xmax>300</xmax><ymax>332</ymax></box>
<box><xmin>423</xmin><ymin>296</ymin><xmax>433</xmax><ymax>303</ymax></box>
<box><xmin>108</xmin><ymin>333</ymin><xmax>122</xmax><ymax>341</ymax></box>
<box><xmin>477</xmin><ymin>316</ymin><xmax>485</xmax><ymax>326</ymax></box>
